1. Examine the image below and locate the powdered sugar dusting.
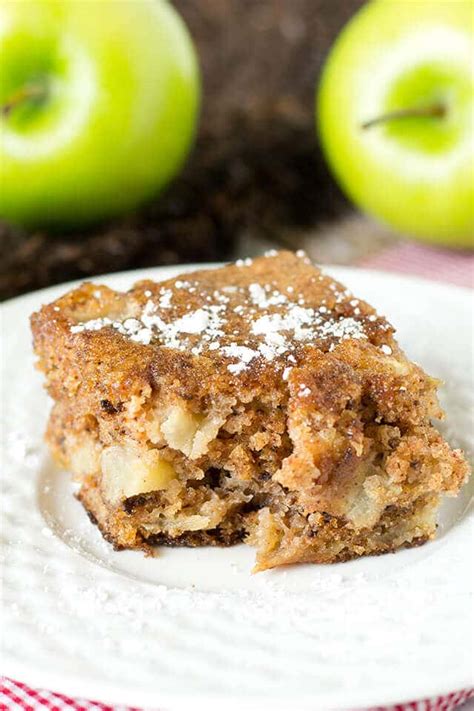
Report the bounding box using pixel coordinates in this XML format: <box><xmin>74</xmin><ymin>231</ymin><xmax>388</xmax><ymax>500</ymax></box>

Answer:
<box><xmin>69</xmin><ymin>254</ymin><xmax>377</xmax><ymax>376</ymax></box>
<box><xmin>221</xmin><ymin>344</ymin><xmax>259</xmax><ymax>374</ymax></box>
<box><xmin>158</xmin><ymin>288</ymin><xmax>173</xmax><ymax>309</ymax></box>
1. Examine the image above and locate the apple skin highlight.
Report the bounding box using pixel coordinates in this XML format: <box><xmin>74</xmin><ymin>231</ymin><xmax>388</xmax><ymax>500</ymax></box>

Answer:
<box><xmin>0</xmin><ymin>0</ymin><xmax>200</xmax><ymax>228</ymax></box>
<box><xmin>317</xmin><ymin>0</ymin><xmax>474</xmax><ymax>249</ymax></box>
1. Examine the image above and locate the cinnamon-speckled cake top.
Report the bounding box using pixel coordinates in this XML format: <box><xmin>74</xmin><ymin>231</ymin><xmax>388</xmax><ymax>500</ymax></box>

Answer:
<box><xmin>32</xmin><ymin>249</ymin><xmax>444</xmax><ymax>437</ymax></box>
<box><xmin>63</xmin><ymin>250</ymin><xmax>394</xmax><ymax>379</ymax></box>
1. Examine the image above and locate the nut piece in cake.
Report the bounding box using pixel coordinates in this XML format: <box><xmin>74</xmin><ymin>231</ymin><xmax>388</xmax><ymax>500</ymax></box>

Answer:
<box><xmin>31</xmin><ymin>251</ymin><xmax>470</xmax><ymax>570</ymax></box>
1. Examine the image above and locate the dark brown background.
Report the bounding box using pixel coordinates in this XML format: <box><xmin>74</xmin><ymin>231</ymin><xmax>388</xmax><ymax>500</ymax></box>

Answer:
<box><xmin>1</xmin><ymin>0</ymin><xmax>363</xmax><ymax>301</ymax></box>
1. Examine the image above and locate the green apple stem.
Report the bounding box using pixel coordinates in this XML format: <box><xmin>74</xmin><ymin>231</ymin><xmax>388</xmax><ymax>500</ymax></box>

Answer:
<box><xmin>1</xmin><ymin>83</ymin><xmax>47</xmax><ymax>117</ymax></box>
<box><xmin>361</xmin><ymin>102</ymin><xmax>446</xmax><ymax>130</ymax></box>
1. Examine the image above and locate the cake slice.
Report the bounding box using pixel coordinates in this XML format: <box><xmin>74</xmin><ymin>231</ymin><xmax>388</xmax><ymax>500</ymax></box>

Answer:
<box><xmin>31</xmin><ymin>251</ymin><xmax>470</xmax><ymax>571</ymax></box>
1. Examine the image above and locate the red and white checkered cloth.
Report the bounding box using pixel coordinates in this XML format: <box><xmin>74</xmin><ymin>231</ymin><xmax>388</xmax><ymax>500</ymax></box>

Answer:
<box><xmin>1</xmin><ymin>240</ymin><xmax>472</xmax><ymax>710</ymax></box>
<box><xmin>357</xmin><ymin>241</ymin><xmax>473</xmax><ymax>289</ymax></box>
<box><xmin>0</xmin><ymin>677</ymin><xmax>473</xmax><ymax>711</ymax></box>
<box><xmin>0</xmin><ymin>677</ymin><xmax>140</xmax><ymax>710</ymax></box>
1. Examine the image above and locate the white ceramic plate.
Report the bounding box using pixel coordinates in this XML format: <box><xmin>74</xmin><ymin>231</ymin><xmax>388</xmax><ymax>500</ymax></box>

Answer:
<box><xmin>1</xmin><ymin>264</ymin><xmax>473</xmax><ymax>711</ymax></box>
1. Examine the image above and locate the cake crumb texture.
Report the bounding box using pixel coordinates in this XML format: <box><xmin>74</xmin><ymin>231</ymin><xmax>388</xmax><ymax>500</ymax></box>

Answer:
<box><xmin>31</xmin><ymin>251</ymin><xmax>470</xmax><ymax>570</ymax></box>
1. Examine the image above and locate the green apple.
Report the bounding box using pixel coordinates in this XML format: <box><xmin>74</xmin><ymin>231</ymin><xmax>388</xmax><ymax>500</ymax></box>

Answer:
<box><xmin>317</xmin><ymin>0</ymin><xmax>474</xmax><ymax>248</ymax></box>
<box><xmin>0</xmin><ymin>0</ymin><xmax>199</xmax><ymax>228</ymax></box>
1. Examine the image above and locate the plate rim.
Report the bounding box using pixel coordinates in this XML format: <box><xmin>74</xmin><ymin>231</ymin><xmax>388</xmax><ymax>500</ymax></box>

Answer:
<box><xmin>2</xmin><ymin>659</ymin><xmax>472</xmax><ymax>711</ymax></box>
<box><xmin>2</xmin><ymin>260</ymin><xmax>473</xmax><ymax>708</ymax></box>
<box><xmin>1</xmin><ymin>261</ymin><xmax>473</xmax><ymax>314</ymax></box>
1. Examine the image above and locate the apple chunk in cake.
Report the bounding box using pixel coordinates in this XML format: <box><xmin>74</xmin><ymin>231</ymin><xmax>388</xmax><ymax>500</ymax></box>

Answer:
<box><xmin>31</xmin><ymin>251</ymin><xmax>470</xmax><ymax>570</ymax></box>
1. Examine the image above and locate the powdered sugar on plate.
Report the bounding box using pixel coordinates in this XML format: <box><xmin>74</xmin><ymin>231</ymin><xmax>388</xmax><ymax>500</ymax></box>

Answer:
<box><xmin>2</xmin><ymin>261</ymin><xmax>473</xmax><ymax>708</ymax></box>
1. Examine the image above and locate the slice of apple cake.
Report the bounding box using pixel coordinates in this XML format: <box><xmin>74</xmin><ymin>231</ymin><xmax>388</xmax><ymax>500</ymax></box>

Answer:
<box><xmin>31</xmin><ymin>251</ymin><xmax>470</xmax><ymax>570</ymax></box>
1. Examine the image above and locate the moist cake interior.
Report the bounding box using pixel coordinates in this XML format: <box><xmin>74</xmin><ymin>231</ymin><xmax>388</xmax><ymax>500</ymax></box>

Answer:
<box><xmin>32</xmin><ymin>251</ymin><xmax>470</xmax><ymax>571</ymax></box>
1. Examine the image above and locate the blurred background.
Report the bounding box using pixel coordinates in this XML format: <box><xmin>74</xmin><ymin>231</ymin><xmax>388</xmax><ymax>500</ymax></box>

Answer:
<box><xmin>0</xmin><ymin>0</ymin><xmax>384</xmax><ymax>299</ymax></box>
<box><xmin>0</xmin><ymin>0</ymin><xmax>472</xmax><ymax>300</ymax></box>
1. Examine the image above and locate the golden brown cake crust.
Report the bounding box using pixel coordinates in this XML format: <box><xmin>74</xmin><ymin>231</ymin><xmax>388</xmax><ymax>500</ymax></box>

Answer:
<box><xmin>31</xmin><ymin>252</ymin><xmax>393</xmax><ymax>398</ymax></box>
<box><xmin>31</xmin><ymin>251</ymin><xmax>443</xmax><ymax>428</ymax></box>
<box><xmin>31</xmin><ymin>251</ymin><xmax>470</xmax><ymax>570</ymax></box>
